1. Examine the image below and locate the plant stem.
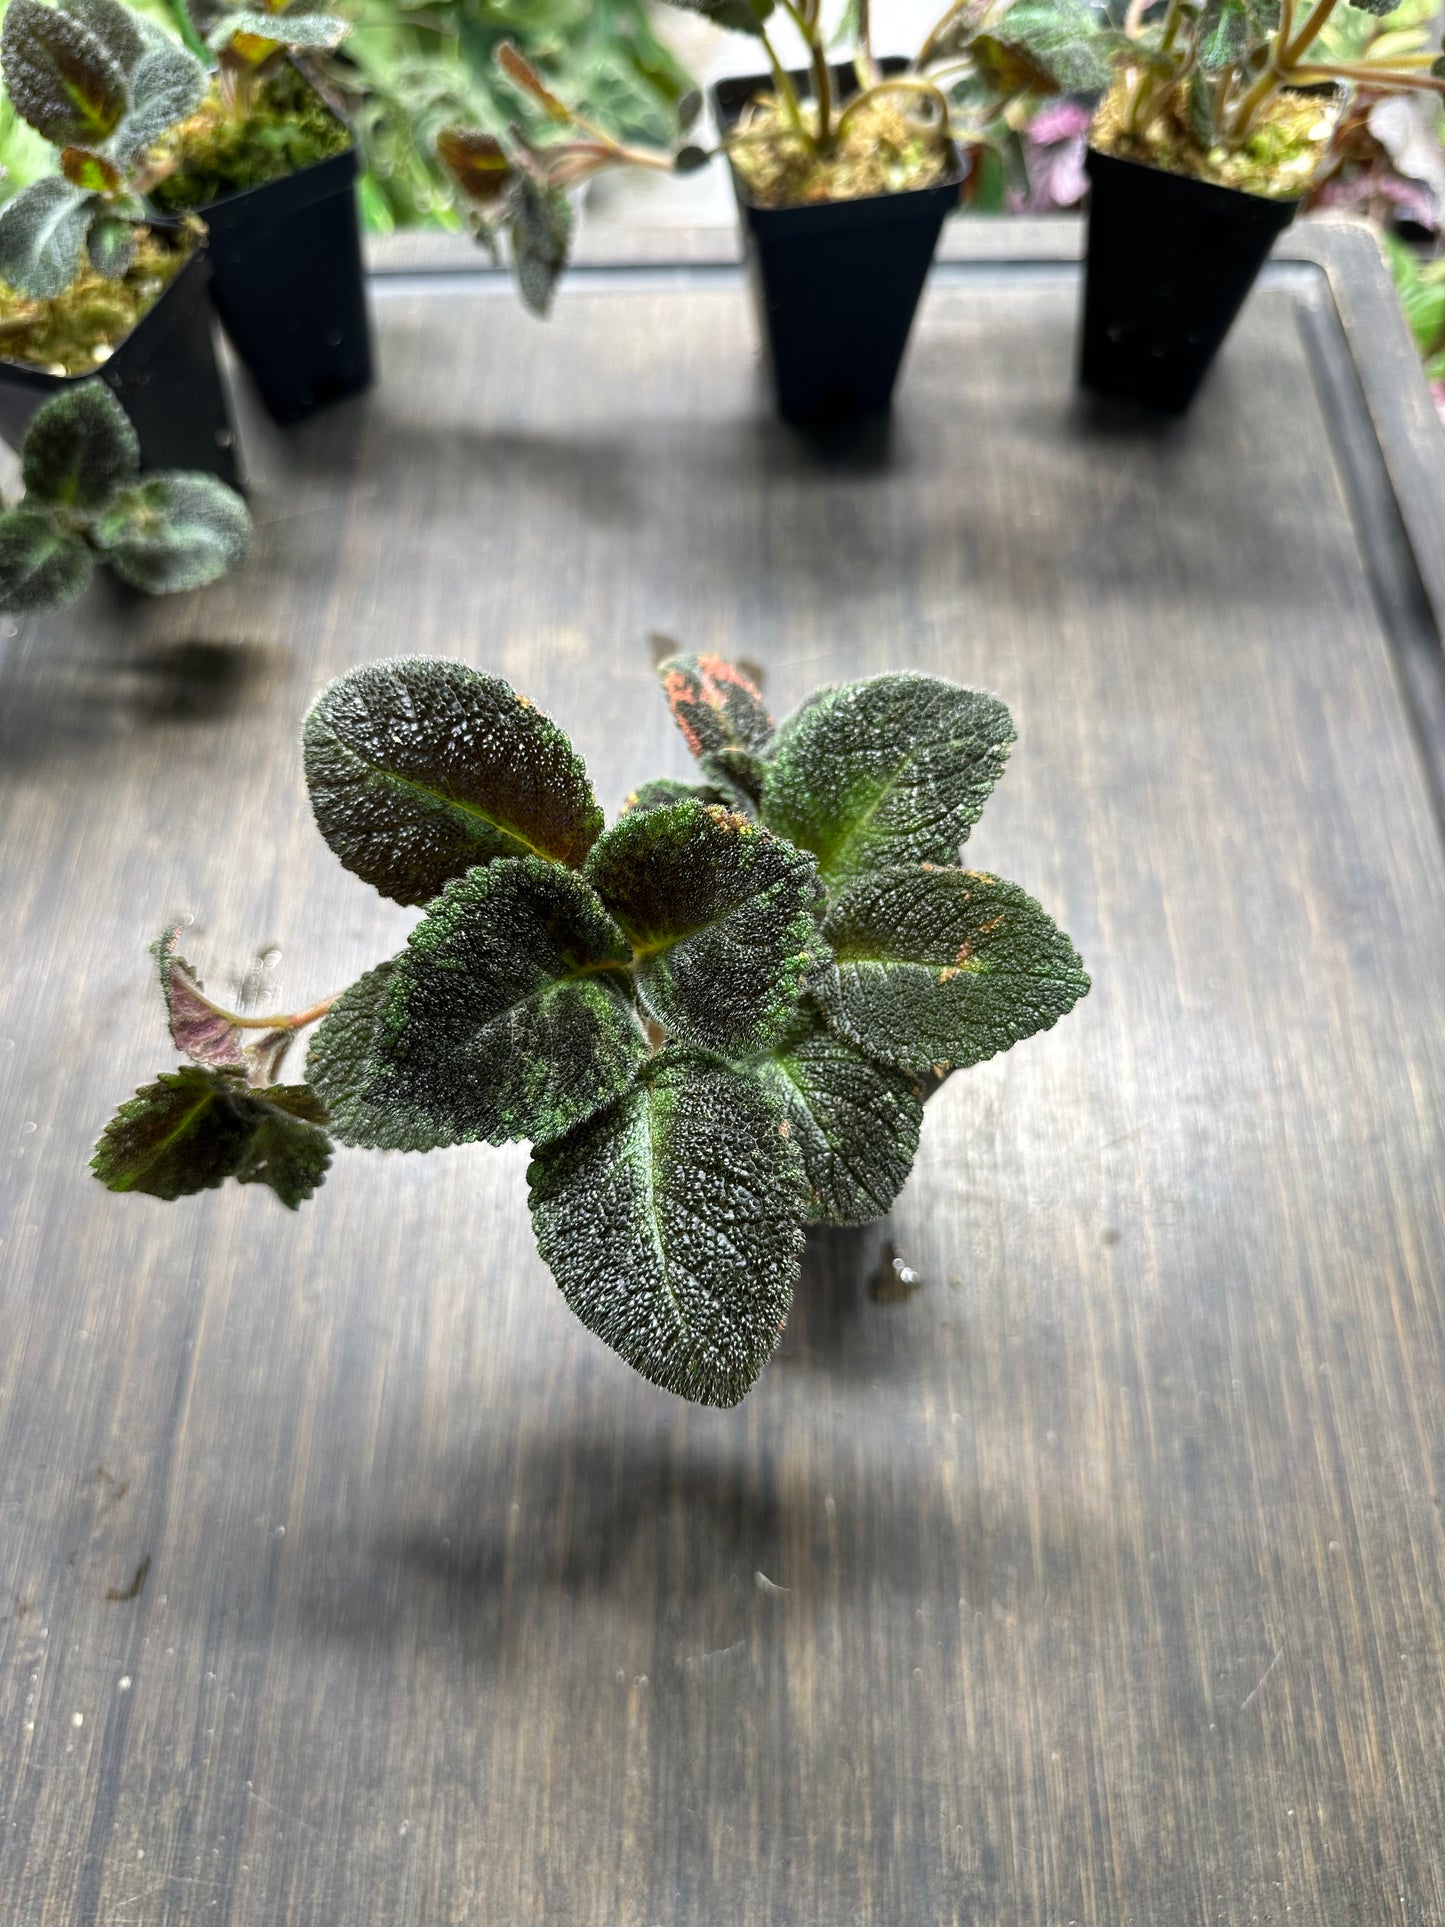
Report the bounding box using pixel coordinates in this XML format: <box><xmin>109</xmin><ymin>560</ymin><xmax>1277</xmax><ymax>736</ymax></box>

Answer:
<box><xmin>777</xmin><ymin>0</ymin><xmax>833</xmax><ymax>144</ymax></box>
<box><xmin>758</xmin><ymin>22</ymin><xmax>816</xmax><ymax>150</ymax></box>
<box><xmin>227</xmin><ymin>995</ymin><xmax>337</xmax><ymax>1033</ymax></box>
<box><xmin>1290</xmin><ymin>58</ymin><xmax>1445</xmax><ymax>90</ymax></box>
<box><xmin>855</xmin><ymin>0</ymin><xmax>879</xmax><ymax>90</ymax></box>
<box><xmin>1125</xmin><ymin>0</ymin><xmax>1188</xmax><ymax>139</ymax></box>
<box><xmin>1282</xmin><ymin>0</ymin><xmax>1343</xmax><ymax>67</ymax></box>
<box><xmin>916</xmin><ymin>0</ymin><xmax>973</xmax><ymax>70</ymax></box>
<box><xmin>833</xmin><ymin>75</ymin><xmax>953</xmax><ymax>142</ymax></box>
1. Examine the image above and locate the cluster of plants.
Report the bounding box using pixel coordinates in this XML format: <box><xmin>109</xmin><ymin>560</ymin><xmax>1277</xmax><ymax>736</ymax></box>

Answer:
<box><xmin>92</xmin><ymin>651</ymin><xmax>1089</xmax><ymax>1408</ymax></box>
<box><xmin>0</xmin><ymin>380</ymin><xmax>250</xmax><ymax>611</ymax></box>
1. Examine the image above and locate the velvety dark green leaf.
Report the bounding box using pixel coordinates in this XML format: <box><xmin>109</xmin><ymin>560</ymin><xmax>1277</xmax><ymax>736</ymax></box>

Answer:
<box><xmin>90</xmin><ymin>1067</ymin><xmax>330</xmax><ymax>1207</ymax></box>
<box><xmin>620</xmin><ymin>776</ymin><xmax>735</xmax><ymax>816</ymax></box>
<box><xmin>585</xmin><ymin>799</ymin><xmax>828</xmax><ymax>1054</ymax></box>
<box><xmin>677</xmin><ymin>86</ymin><xmax>702</xmax><ymax>132</ymax></box>
<box><xmin>750</xmin><ymin>1006</ymin><xmax>923</xmax><ymax>1226</ymax></box>
<box><xmin>658</xmin><ymin>650</ymin><xmax>773</xmax><ymax>758</ymax></box>
<box><xmin>511</xmin><ymin>173</ymin><xmax>573</xmax><ymax>317</ymax></box>
<box><xmin>20</xmin><ymin>378</ymin><xmax>137</xmax><ymax>508</ymax></box>
<box><xmin>0</xmin><ymin>503</ymin><xmax>92</xmax><ymax>613</ymax></box>
<box><xmin>0</xmin><ymin>0</ymin><xmax>139</xmax><ymax>147</ymax></box>
<box><xmin>700</xmin><ymin>746</ymin><xmax>765</xmax><ymax>809</ymax></box>
<box><xmin>1346</xmin><ymin>0</ymin><xmax>1397</xmax><ymax>16</ymax></box>
<box><xmin>378</xmin><ymin>857</ymin><xmax>646</xmax><ymax>1147</ymax></box>
<box><xmin>92</xmin><ymin>473</ymin><xmax>252</xmax><ymax>593</ymax></box>
<box><xmin>302</xmin><ymin>657</ymin><xmax>604</xmax><ymax>906</ymax></box>
<box><xmin>305</xmin><ymin>958</ymin><xmax>465</xmax><ymax>1151</ymax></box>
<box><xmin>761</xmin><ymin>673</ymin><xmax>1016</xmax><ymax>885</ymax></box>
<box><xmin>0</xmin><ymin>175</ymin><xmax>93</xmax><ymax>299</ymax></box>
<box><xmin>1188</xmin><ymin>69</ymin><xmax>1218</xmax><ymax>147</ymax></box>
<box><xmin>818</xmin><ymin>865</ymin><xmax>1090</xmax><ymax>1076</ymax></box>
<box><xmin>91</xmin><ymin>1066</ymin><xmax>260</xmax><ymax>1200</ymax></box>
<box><xmin>232</xmin><ymin>1086</ymin><xmax>332</xmax><ymax>1208</ymax></box>
<box><xmin>527</xmin><ymin>1047</ymin><xmax>806</xmax><ymax>1406</ymax></box>
<box><xmin>655</xmin><ymin>0</ymin><xmax>775</xmax><ymax>36</ymax></box>
<box><xmin>116</xmin><ymin>38</ymin><xmax>207</xmax><ymax>159</ymax></box>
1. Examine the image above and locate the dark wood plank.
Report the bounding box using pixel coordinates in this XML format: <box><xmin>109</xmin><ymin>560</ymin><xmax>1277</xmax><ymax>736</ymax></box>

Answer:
<box><xmin>2</xmin><ymin>225</ymin><xmax>1443</xmax><ymax>1927</ymax></box>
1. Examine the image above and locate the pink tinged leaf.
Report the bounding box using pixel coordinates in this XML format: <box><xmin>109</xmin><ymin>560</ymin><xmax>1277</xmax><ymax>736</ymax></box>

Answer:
<box><xmin>154</xmin><ymin>927</ymin><xmax>247</xmax><ymax>1072</ymax></box>
<box><xmin>1027</xmin><ymin>99</ymin><xmax>1092</xmax><ymax>145</ymax></box>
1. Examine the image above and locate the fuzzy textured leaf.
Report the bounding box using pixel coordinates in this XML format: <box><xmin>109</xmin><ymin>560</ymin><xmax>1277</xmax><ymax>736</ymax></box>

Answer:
<box><xmin>0</xmin><ymin>0</ymin><xmax>138</xmax><ymax>147</ymax></box>
<box><xmin>92</xmin><ymin>473</ymin><xmax>252</xmax><ymax>593</ymax></box>
<box><xmin>0</xmin><ymin>175</ymin><xmax>93</xmax><ymax>299</ymax></box>
<box><xmin>818</xmin><ymin>865</ymin><xmax>1089</xmax><ymax>1075</ymax></box>
<box><xmin>658</xmin><ymin>651</ymin><xmax>773</xmax><ymax>758</ymax></box>
<box><xmin>90</xmin><ymin>1066</ymin><xmax>331</xmax><ymax>1207</ymax></box>
<box><xmin>85</xmin><ymin>209</ymin><xmax>135</xmax><ymax>276</ymax></box>
<box><xmin>585</xmin><ymin>799</ymin><xmax>828</xmax><ymax>1054</ymax></box>
<box><xmin>206</xmin><ymin>8</ymin><xmax>344</xmax><ymax>51</ymax></box>
<box><xmin>305</xmin><ymin>958</ymin><xmax>463</xmax><ymax>1151</ymax></box>
<box><xmin>377</xmin><ymin>858</ymin><xmax>645</xmax><ymax>1147</ymax></box>
<box><xmin>153</xmin><ymin>925</ymin><xmax>247</xmax><ymax>1072</ymax></box>
<box><xmin>511</xmin><ymin>173</ymin><xmax>573</xmax><ymax>317</ymax></box>
<box><xmin>761</xmin><ymin>673</ymin><xmax>1016</xmax><ymax>885</ymax></box>
<box><xmin>973</xmin><ymin>0</ymin><xmax>1121</xmax><ymax>94</ymax></box>
<box><xmin>20</xmin><ymin>378</ymin><xmax>137</xmax><ymax>508</ymax></box>
<box><xmin>1347</xmin><ymin>0</ymin><xmax>1398</xmax><ymax>15</ymax></box>
<box><xmin>751</xmin><ymin>1007</ymin><xmax>923</xmax><ymax>1226</ymax></box>
<box><xmin>621</xmin><ymin>776</ymin><xmax>736</xmax><ymax>816</ymax></box>
<box><xmin>0</xmin><ymin>503</ymin><xmax>92</xmax><ymax>613</ymax></box>
<box><xmin>117</xmin><ymin>39</ymin><xmax>207</xmax><ymax>159</ymax></box>
<box><xmin>303</xmin><ymin>658</ymin><xmax>603</xmax><ymax>906</ymax></box>
<box><xmin>527</xmin><ymin>1048</ymin><xmax>806</xmax><ymax>1406</ymax></box>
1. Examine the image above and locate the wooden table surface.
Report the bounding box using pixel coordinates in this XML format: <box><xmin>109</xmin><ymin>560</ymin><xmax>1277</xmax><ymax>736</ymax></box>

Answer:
<box><xmin>2</xmin><ymin>217</ymin><xmax>1443</xmax><ymax>1927</ymax></box>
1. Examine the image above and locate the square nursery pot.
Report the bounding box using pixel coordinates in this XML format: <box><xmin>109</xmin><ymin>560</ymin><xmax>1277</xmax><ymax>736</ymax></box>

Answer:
<box><xmin>174</xmin><ymin>79</ymin><xmax>373</xmax><ymax>425</ymax></box>
<box><xmin>0</xmin><ymin>237</ymin><xmax>240</xmax><ymax>487</ymax></box>
<box><xmin>1079</xmin><ymin>145</ymin><xmax>1300</xmax><ymax>413</ymax></box>
<box><xmin>712</xmin><ymin>60</ymin><xmax>962</xmax><ymax>424</ymax></box>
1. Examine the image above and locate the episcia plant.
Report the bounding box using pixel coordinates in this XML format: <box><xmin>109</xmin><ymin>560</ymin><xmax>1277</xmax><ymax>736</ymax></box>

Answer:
<box><xmin>0</xmin><ymin>0</ymin><xmax>207</xmax><ymax>301</ymax></box>
<box><xmin>434</xmin><ymin>10</ymin><xmax>1119</xmax><ymax>314</ymax></box>
<box><xmin>145</xmin><ymin>0</ymin><xmax>352</xmax><ymax>216</ymax></box>
<box><xmin>0</xmin><ymin>380</ymin><xmax>250</xmax><ymax>613</ymax></box>
<box><xmin>92</xmin><ymin>652</ymin><xmax>1090</xmax><ymax>1409</ymax></box>
<box><xmin>1098</xmin><ymin>0</ymin><xmax>1445</xmax><ymax>186</ymax></box>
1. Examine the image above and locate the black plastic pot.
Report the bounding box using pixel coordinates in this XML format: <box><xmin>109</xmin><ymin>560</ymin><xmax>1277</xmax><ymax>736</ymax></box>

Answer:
<box><xmin>0</xmin><ymin>241</ymin><xmax>240</xmax><ymax>487</ymax></box>
<box><xmin>712</xmin><ymin>62</ymin><xmax>962</xmax><ymax>423</ymax></box>
<box><xmin>180</xmin><ymin>98</ymin><xmax>372</xmax><ymax>425</ymax></box>
<box><xmin>1080</xmin><ymin>146</ymin><xmax>1299</xmax><ymax>413</ymax></box>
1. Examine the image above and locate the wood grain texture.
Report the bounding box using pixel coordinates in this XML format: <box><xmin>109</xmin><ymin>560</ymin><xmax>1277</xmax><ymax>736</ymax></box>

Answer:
<box><xmin>2</xmin><ymin>225</ymin><xmax>1444</xmax><ymax>1927</ymax></box>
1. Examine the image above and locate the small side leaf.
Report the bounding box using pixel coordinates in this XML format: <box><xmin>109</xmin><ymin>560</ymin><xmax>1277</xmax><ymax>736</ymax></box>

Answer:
<box><xmin>91</xmin><ymin>1067</ymin><xmax>330</xmax><ymax>1207</ymax></box>
<box><xmin>0</xmin><ymin>175</ymin><xmax>94</xmax><ymax>300</ymax></box>
<box><xmin>496</xmin><ymin>40</ymin><xmax>570</xmax><ymax>122</ymax></box>
<box><xmin>750</xmin><ymin>1007</ymin><xmax>924</xmax><ymax>1226</ymax></box>
<box><xmin>20</xmin><ymin>378</ymin><xmax>138</xmax><ymax>508</ymax></box>
<box><xmin>971</xmin><ymin>0</ymin><xmax>1123</xmax><ymax>95</ymax></box>
<box><xmin>658</xmin><ymin>651</ymin><xmax>774</xmax><ymax>758</ymax></box>
<box><xmin>436</xmin><ymin>126</ymin><xmax>513</xmax><ymax>204</ymax></box>
<box><xmin>305</xmin><ymin>959</ymin><xmax>465</xmax><ymax>1151</ymax></box>
<box><xmin>620</xmin><ymin>776</ymin><xmax>736</xmax><ymax>816</ymax></box>
<box><xmin>92</xmin><ymin>472</ymin><xmax>252</xmax><ymax>593</ymax></box>
<box><xmin>302</xmin><ymin>657</ymin><xmax>604</xmax><ymax>905</ymax></box>
<box><xmin>585</xmin><ymin>799</ymin><xmax>829</xmax><ymax>1054</ymax></box>
<box><xmin>376</xmin><ymin>858</ymin><xmax>647</xmax><ymax>1148</ymax></box>
<box><xmin>761</xmin><ymin>673</ymin><xmax>1016</xmax><ymax>885</ymax></box>
<box><xmin>153</xmin><ymin>925</ymin><xmax>247</xmax><ymax>1072</ymax></box>
<box><xmin>817</xmin><ymin>865</ymin><xmax>1090</xmax><ymax>1076</ymax></box>
<box><xmin>527</xmin><ymin>1047</ymin><xmax>807</xmax><ymax>1407</ymax></box>
<box><xmin>85</xmin><ymin>209</ymin><xmax>135</xmax><ymax>277</ymax></box>
<box><xmin>0</xmin><ymin>503</ymin><xmax>93</xmax><ymax>614</ymax></box>
<box><xmin>511</xmin><ymin>173</ymin><xmax>573</xmax><ymax>318</ymax></box>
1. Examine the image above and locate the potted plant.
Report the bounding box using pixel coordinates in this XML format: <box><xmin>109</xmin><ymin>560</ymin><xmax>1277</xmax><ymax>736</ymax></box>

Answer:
<box><xmin>1080</xmin><ymin>0</ymin><xmax>1445</xmax><ymax>410</ymax></box>
<box><xmin>145</xmin><ymin>0</ymin><xmax>369</xmax><ymax>423</ymax></box>
<box><xmin>92</xmin><ymin>650</ymin><xmax>1090</xmax><ymax>1408</ymax></box>
<box><xmin>0</xmin><ymin>0</ymin><xmax>239</xmax><ymax>482</ymax></box>
<box><xmin>435</xmin><ymin>13</ymin><xmax>1099</xmax><ymax>418</ymax></box>
<box><xmin>0</xmin><ymin>378</ymin><xmax>250</xmax><ymax>611</ymax></box>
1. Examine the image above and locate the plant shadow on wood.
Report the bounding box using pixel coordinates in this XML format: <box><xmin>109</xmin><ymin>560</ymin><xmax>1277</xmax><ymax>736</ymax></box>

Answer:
<box><xmin>0</xmin><ymin>632</ymin><xmax>272</xmax><ymax>766</ymax></box>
